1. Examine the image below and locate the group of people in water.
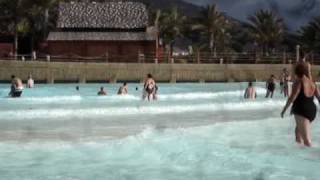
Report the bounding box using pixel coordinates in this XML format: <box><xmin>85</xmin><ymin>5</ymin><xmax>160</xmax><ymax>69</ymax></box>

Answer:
<box><xmin>74</xmin><ymin>74</ymin><xmax>158</xmax><ymax>101</ymax></box>
<box><xmin>244</xmin><ymin>68</ymin><xmax>291</xmax><ymax>100</ymax></box>
<box><xmin>7</xmin><ymin>63</ymin><xmax>320</xmax><ymax>147</ymax></box>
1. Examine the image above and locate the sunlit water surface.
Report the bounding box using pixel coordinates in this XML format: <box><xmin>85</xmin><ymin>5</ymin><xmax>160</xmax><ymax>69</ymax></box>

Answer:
<box><xmin>0</xmin><ymin>83</ymin><xmax>319</xmax><ymax>180</ymax></box>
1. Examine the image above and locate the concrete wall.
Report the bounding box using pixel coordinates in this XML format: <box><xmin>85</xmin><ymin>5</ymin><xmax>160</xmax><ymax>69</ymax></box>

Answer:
<box><xmin>0</xmin><ymin>60</ymin><xmax>319</xmax><ymax>83</ymax></box>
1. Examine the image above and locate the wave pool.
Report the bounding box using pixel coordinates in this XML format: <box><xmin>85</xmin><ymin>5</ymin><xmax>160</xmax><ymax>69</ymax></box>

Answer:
<box><xmin>0</xmin><ymin>83</ymin><xmax>319</xmax><ymax>180</ymax></box>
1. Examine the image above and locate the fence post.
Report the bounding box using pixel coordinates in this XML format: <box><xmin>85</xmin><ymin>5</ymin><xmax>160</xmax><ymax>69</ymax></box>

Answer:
<box><xmin>171</xmin><ymin>57</ymin><xmax>174</xmax><ymax>64</ymax></box>
<box><xmin>46</xmin><ymin>55</ymin><xmax>50</xmax><ymax>62</ymax></box>
<box><xmin>138</xmin><ymin>53</ymin><xmax>145</xmax><ymax>63</ymax></box>
<box><xmin>282</xmin><ymin>51</ymin><xmax>286</xmax><ymax>64</ymax></box>
<box><xmin>32</xmin><ymin>51</ymin><xmax>37</xmax><ymax>61</ymax></box>
<box><xmin>154</xmin><ymin>58</ymin><xmax>158</xmax><ymax>64</ymax></box>
<box><xmin>105</xmin><ymin>52</ymin><xmax>109</xmax><ymax>63</ymax></box>
<box><xmin>220</xmin><ymin>58</ymin><xmax>224</xmax><ymax>64</ymax></box>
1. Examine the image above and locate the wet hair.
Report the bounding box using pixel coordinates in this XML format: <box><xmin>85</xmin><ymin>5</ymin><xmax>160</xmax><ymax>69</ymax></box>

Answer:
<box><xmin>11</xmin><ymin>75</ymin><xmax>15</xmax><ymax>79</ymax></box>
<box><xmin>270</xmin><ymin>75</ymin><xmax>275</xmax><ymax>78</ymax></box>
<box><xmin>248</xmin><ymin>82</ymin><xmax>253</xmax><ymax>87</ymax></box>
<box><xmin>147</xmin><ymin>74</ymin><xmax>152</xmax><ymax>78</ymax></box>
<box><xmin>76</xmin><ymin>86</ymin><xmax>79</xmax><ymax>90</ymax></box>
<box><xmin>100</xmin><ymin>86</ymin><xmax>104</xmax><ymax>90</ymax></box>
<box><xmin>294</xmin><ymin>63</ymin><xmax>309</xmax><ymax>78</ymax></box>
<box><xmin>123</xmin><ymin>82</ymin><xmax>127</xmax><ymax>86</ymax></box>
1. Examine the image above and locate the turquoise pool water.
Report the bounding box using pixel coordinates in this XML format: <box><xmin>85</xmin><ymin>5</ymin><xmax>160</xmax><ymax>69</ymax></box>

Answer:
<box><xmin>0</xmin><ymin>83</ymin><xmax>319</xmax><ymax>180</ymax></box>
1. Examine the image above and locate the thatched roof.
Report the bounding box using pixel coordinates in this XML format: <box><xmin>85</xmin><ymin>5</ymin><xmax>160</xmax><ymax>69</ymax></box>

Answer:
<box><xmin>57</xmin><ymin>1</ymin><xmax>149</xmax><ymax>29</ymax></box>
<box><xmin>47</xmin><ymin>32</ymin><xmax>156</xmax><ymax>41</ymax></box>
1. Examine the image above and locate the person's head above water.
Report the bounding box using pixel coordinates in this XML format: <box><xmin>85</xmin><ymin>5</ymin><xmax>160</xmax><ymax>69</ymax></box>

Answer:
<box><xmin>11</xmin><ymin>75</ymin><xmax>15</xmax><ymax>79</ymax></box>
<box><xmin>248</xmin><ymin>82</ymin><xmax>253</xmax><ymax>87</ymax></box>
<box><xmin>123</xmin><ymin>82</ymin><xmax>127</xmax><ymax>86</ymax></box>
<box><xmin>294</xmin><ymin>62</ymin><xmax>309</xmax><ymax>78</ymax></box>
<box><xmin>147</xmin><ymin>74</ymin><xmax>152</xmax><ymax>78</ymax></box>
<box><xmin>100</xmin><ymin>87</ymin><xmax>104</xmax><ymax>91</ymax></box>
<box><xmin>76</xmin><ymin>86</ymin><xmax>79</xmax><ymax>91</ymax></box>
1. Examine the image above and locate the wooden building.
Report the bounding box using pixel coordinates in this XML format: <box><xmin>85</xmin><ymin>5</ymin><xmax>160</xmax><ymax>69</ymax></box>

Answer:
<box><xmin>47</xmin><ymin>1</ymin><xmax>157</xmax><ymax>62</ymax></box>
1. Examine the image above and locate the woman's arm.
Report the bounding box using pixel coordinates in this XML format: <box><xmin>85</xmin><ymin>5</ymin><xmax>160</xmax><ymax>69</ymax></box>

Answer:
<box><xmin>306</xmin><ymin>62</ymin><xmax>313</xmax><ymax>82</ymax></box>
<box><xmin>314</xmin><ymin>84</ymin><xmax>320</xmax><ymax>104</ymax></box>
<box><xmin>281</xmin><ymin>80</ymin><xmax>301</xmax><ymax>118</ymax></box>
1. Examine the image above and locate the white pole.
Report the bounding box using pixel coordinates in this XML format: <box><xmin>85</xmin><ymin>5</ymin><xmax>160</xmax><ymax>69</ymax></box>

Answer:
<box><xmin>296</xmin><ymin>45</ymin><xmax>300</xmax><ymax>63</ymax></box>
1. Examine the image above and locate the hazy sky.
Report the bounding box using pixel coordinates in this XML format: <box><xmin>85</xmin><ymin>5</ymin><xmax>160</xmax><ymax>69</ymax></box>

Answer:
<box><xmin>183</xmin><ymin>0</ymin><xmax>320</xmax><ymax>30</ymax></box>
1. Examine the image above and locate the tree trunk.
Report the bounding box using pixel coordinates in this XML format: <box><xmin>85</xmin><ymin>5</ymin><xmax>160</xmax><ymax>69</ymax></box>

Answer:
<box><xmin>209</xmin><ymin>33</ymin><xmax>214</xmax><ymax>55</ymax></box>
<box><xmin>14</xmin><ymin>31</ymin><xmax>18</xmax><ymax>60</ymax></box>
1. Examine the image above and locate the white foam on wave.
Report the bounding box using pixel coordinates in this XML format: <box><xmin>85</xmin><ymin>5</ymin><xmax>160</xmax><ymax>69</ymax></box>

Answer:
<box><xmin>1</xmin><ymin>87</ymin><xmax>269</xmax><ymax>104</ymax></box>
<box><xmin>5</xmin><ymin>96</ymin><xmax>82</xmax><ymax>104</ymax></box>
<box><xmin>0</xmin><ymin>116</ymin><xmax>317</xmax><ymax>180</ymax></box>
<box><xmin>91</xmin><ymin>94</ymin><xmax>140</xmax><ymax>101</ymax></box>
<box><xmin>0</xmin><ymin>100</ymin><xmax>285</xmax><ymax>120</ymax></box>
<box><xmin>158</xmin><ymin>87</ymin><xmax>267</xmax><ymax>101</ymax></box>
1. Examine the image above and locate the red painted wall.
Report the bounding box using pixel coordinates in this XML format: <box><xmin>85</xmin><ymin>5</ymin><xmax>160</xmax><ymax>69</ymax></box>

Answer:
<box><xmin>48</xmin><ymin>41</ymin><xmax>156</xmax><ymax>62</ymax></box>
<box><xmin>0</xmin><ymin>43</ymin><xmax>13</xmax><ymax>57</ymax></box>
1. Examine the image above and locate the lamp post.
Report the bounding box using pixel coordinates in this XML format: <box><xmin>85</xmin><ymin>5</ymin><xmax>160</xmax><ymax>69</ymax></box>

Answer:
<box><xmin>296</xmin><ymin>45</ymin><xmax>300</xmax><ymax>63</ymax></box>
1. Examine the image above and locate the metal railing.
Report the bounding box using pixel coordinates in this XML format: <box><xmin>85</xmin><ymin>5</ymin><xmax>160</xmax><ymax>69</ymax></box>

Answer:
<box><xmin>2</xmin><ymin>52</ymin><xmax>320</xmax><ymax>64</ymax></box>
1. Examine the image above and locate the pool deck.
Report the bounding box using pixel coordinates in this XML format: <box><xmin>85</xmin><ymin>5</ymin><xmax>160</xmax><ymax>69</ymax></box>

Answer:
<box><xmin>0</xmin><ymin>60</ymin><xmax>319</xmax><ymax>83</ymax></box>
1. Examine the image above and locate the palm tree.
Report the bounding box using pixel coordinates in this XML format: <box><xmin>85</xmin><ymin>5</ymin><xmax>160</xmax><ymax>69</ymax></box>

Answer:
<box><xmin>27</xmin><ymin>0</ymin><xmax>58</xmax><ymax>51</ymax></box>
<box><xmin>192</xmin><ymin>4</ymin><xmax>230</xmax><ymax>55</ymax></box>
<box><xmin>152</xmin><ymin>7</ymin><xmax>186</xmax><ymax>59</ymax></box>
<box><xmin>299</xmin><ymin>16</ymin><xmax>320</xmax><ymax>53</ymax></box>
<box><xmin>246</xmin><ymin>10</ymin><xmax>285</xmax><ymax>55</ymax></box>
<box><xmin>0</xmin><ymin>0</ymin><xmax>31</xmax><ymax>58</ymax></box>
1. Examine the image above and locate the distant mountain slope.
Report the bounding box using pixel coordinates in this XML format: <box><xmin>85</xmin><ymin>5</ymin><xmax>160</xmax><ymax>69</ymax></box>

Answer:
<box><xmin>141</xmin><ymin>0</ymin><xmax>202</xmax><ymax>17</ymax></box>
<box><xmin>182</xmin><ymin>0</ymin><xmax>320</xmax><ymax>30</ymax></box>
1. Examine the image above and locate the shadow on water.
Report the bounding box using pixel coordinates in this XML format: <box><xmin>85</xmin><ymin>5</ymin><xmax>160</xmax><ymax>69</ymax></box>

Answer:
<box><xmin>254</xmin><ymin>172</ymin><xmax>266</xmax><ymax>180</ymax></box>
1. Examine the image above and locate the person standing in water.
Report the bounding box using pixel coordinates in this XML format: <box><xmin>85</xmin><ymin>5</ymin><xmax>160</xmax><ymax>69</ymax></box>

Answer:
<box><xmin>118</xmin><ymin>82</ymin><xmax>128</xmax><ymax>95</ymax></box>
<box><xmin>265</xmin><ymin>75</ymin><xmax>276</xmax><ymax>98</ymax></box>
<box><xmin>9</xmin><ymin>75</ymin><xmax>24</xmax><ymax>97</ymax></box>
<box><xmin>97</xmin><ymin>87</ymin><xmax>107</xmax><ymax>96</ymax></box>
<box><xmin>244</xmin><ymin>82</ymin><xmax>257</xmax><ymax>100</ymax></box>
<box><xmin>143</xmin><ymin>74</ymin><xmax>156</xmax><ymax>101</ymax></box>
<box><xmin>281</xmin><ymin>62</ymin><xmax>320</xmax><ymax>147</ymax></box>
<box><xmin>280</xmin><ymin>68</ymin><xmax>291</xmax><ymax>97</ymax></box>
<box><xmin>27</xmin><ymin>74</ymin><xmax>34</xmax><ymax>88</ymax></box>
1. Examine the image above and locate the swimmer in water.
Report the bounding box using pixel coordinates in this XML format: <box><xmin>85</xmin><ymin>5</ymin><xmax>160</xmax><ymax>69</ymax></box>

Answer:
<box><xmin>76</xmin><ymin>86</ymin><xmax>80</xmax><ymax>91</ymax></box>
<box><xmin>265</xmin><ymin>75</ymin><xmax>276</xmax><ymax>98</ymax></box>
<box><xmin>97</xmin><ymin>87</ymin><xmax>107</xmax><ymax>96</ymax></box>
<box><xmin>244</xmin><ymin>82</ymin><xmax>257</xmax><ymax>100</ymax></box>
<box><xmin>117</xmin><ymin>82</ymin><xmax>128</xmax><ymax>95</ymax></box>
<box><xmin>143</xmin><ymin>74</ymin><xmax>156</xmax><ymax>101</ymax></box>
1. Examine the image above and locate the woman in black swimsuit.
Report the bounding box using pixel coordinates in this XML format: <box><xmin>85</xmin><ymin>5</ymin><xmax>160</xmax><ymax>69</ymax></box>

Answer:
<box><xmin>281</xmin><ymin>62</ymin><xmax>320</xmax><ymax>147</ymax></box>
